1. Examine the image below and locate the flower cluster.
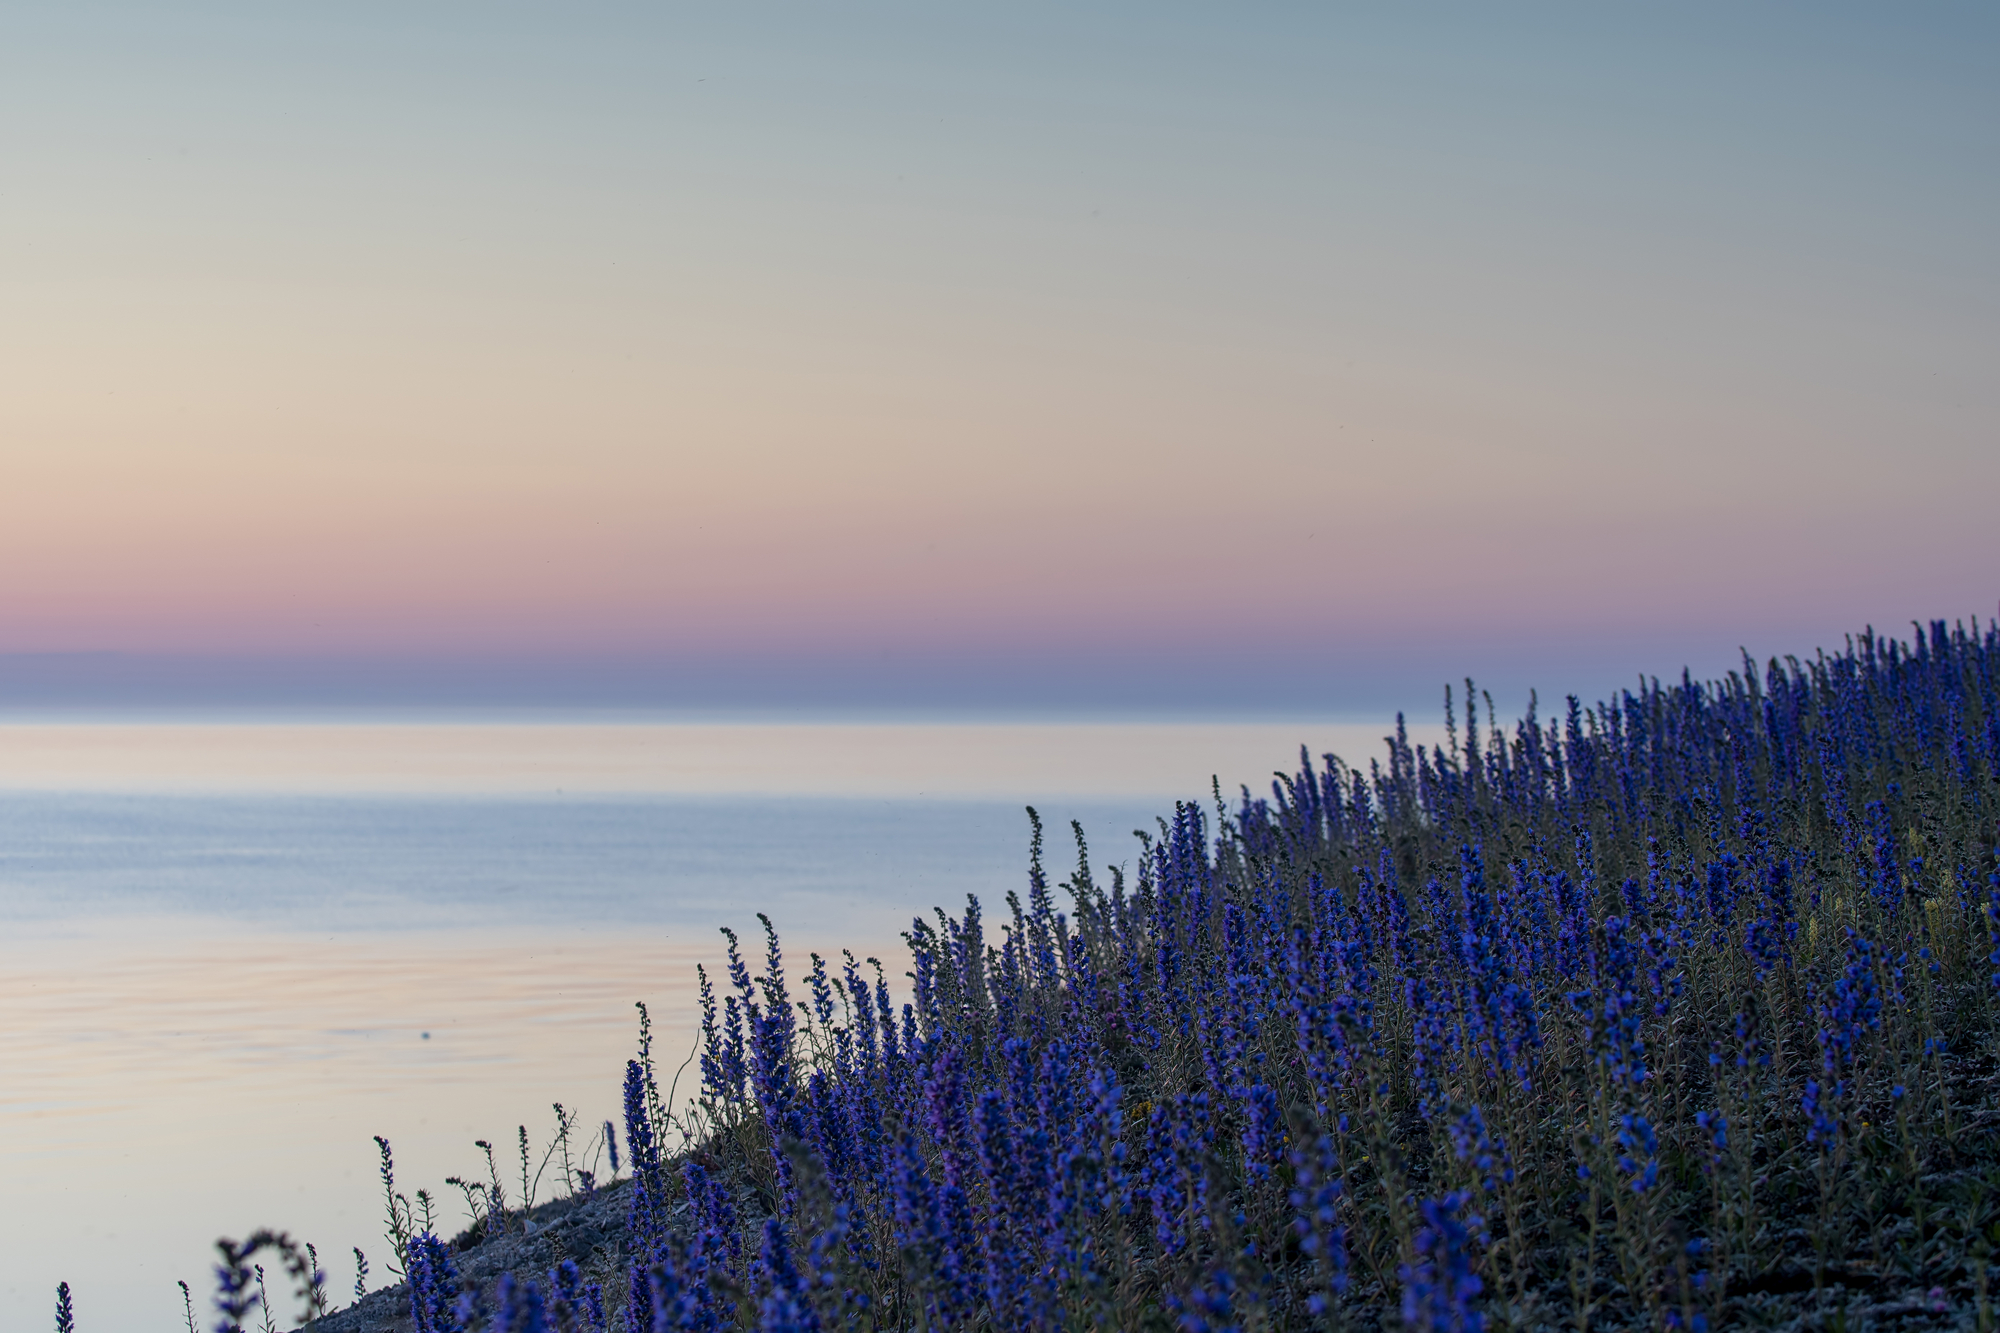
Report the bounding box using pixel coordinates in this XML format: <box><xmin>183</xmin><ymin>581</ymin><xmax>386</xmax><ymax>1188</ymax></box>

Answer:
<box><xmin>181</xmin><ymin>616</ymin><xmax>2000</xmax><ymax>1331</ymax></box>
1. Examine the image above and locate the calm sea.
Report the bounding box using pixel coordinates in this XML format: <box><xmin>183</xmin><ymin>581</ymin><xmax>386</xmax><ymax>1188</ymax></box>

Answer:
<box><xmin>0</xmin><ymin>720</ymin><xmax>1409</xmax><ymax>1330</ymax></box>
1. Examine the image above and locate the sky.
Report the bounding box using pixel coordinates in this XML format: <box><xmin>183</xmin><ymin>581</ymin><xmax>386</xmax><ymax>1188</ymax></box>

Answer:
<box><xmin>3</xmin><ymin>2</ymin><xmax>1996</xmax><ymax>716</ymax></box>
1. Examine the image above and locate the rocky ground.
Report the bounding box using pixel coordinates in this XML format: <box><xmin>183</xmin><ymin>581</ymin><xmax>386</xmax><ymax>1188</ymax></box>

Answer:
<box><xmin>295</xmin><ymin>1177</ymin><xmax>643</xmax><ymax>1333</ymax></box>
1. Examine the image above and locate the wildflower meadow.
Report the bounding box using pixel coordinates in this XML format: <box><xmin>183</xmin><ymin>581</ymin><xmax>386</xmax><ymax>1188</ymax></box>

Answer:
<box><xmin>80</xmin><ymin>619</ymin><xmax>2000</xmax><ymax>1330</ymax></box>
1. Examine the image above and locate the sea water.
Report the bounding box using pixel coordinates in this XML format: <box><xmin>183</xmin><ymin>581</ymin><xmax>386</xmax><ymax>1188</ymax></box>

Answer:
<box><xmin>0</xmin><ymin>721</ymin><xmax>1411</xmax><ymax>1330</ymax></box>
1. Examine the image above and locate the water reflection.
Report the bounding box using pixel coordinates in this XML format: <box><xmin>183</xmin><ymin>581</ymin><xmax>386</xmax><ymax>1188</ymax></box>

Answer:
<box><xmin>0</xmin><ymin>922</ymin><xmax>851</xmax><ymax>1330</ymax></box>
<box><xmin>0</xmin><ymin>720</ymin><xmax>1409</xmax><ymax>796</ymax></box>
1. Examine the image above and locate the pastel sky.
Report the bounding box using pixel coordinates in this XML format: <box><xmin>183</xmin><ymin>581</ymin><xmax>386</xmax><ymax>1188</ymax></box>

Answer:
<box><xmin>3</xmin><ymin>3</ymin><xmax>1996</xmax><ymax>713</ymax></box>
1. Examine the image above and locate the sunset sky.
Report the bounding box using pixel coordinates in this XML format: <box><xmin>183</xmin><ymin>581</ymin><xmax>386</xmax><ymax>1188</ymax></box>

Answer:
<box><xmin>4</xmin><ymin>3</ymin><xmax>1995</xmax><ymax>714</ymax></box>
